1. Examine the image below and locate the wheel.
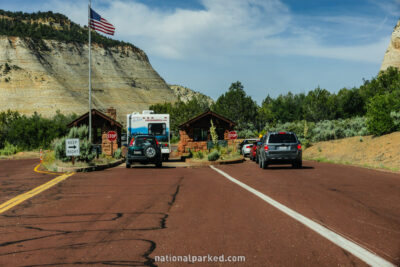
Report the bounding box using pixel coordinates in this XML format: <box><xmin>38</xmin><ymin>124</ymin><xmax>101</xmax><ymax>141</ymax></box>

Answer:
<box><xmin>261</xmin><ymin>160</ymin><xmax>268</xmax><ymax>169</ymax></box>
<box><xmin>255</xmin><ymin>154</ymin><xmax>259</xmax><ymax>163</ymax></box>
<box><xmin>144</xmin><ymin>146</ymin><xmax>156</xmax><ymax>158</ymax></box>
<box><xmin>292</xmin><ymin>160</ymin><xmax>302</xmax><ymax>169</ymax></box>
<box><xmin>126</xmin><ymin>160</ymin><xmax>131</xmax><ymax>168</ymax></box>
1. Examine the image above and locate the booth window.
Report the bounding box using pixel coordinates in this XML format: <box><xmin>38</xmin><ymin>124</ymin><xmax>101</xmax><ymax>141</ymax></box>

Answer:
<box><xmin>193</xmin><ymin>128</ymin><xmax>208</xmax><ymax>141</ymax></box>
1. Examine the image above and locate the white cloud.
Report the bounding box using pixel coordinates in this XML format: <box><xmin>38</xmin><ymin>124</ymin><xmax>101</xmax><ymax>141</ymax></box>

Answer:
<box><xmin>3</xmin><ymin>0</ymin><xmax>394</xmax><ymax>63</ymax></box>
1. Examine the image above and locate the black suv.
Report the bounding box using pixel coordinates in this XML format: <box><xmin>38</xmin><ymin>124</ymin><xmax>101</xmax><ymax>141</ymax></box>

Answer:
<box><xmin>258</xmin><ymin>132</ymin><xmax>302</xmax><ymax>169</ymax></box>
<box><xmin>126</xmin><ymin>135</ymin><xmax>162</xmax><ymax>168</ymax></box>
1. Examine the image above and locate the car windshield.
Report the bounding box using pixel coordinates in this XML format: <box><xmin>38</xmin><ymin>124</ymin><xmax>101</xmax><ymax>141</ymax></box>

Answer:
<box><xmin>132</xmin><ymin>137</ymin><xmax>155</xmax><ymax>147</ymax></box>
<box><xmin>268</xmin><ymin>134</ymin><xmax>297</xmax><ymax>143</ymax></box>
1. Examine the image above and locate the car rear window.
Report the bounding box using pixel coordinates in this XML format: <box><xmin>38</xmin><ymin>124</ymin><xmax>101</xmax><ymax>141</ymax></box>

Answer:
<box><xmin>132</xmin><ymin>137</ymin><xmax>155</xmax><ymax>147</ymax></box>
<box><xmin>268</xmin><ymin>134</ymin><xmax>297</xmax><ymax>143</ymax></box>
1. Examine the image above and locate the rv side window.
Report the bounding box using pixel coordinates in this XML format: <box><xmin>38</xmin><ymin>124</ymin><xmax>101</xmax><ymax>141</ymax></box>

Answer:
<box><xmin>148</xmin><ymin>123</ymin><xmax>166</xmax><ymax>135</ymax></box>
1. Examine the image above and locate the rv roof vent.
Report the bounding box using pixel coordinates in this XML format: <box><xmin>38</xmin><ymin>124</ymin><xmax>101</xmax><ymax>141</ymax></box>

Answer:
<box><xmin>142</xmin><ymin>110</ymin><xmax>154</xmax><ymax>114</ymax></box>
<box><xmin>132</xmin><ymin>112</ymin><xmax>140</xmax><ymax>115</ymax></box>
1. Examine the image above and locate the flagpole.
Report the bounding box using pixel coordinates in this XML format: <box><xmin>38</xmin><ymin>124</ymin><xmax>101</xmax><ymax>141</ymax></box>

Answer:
<box><xmin>88</xmin><ymin>0</ymin><xmax>92</xmax><ymax>143</ymax></box>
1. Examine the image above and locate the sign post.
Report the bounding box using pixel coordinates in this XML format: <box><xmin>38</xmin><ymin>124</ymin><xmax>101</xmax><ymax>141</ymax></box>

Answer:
<box><xmin>107</xmin><ymin>131</ymin><xmax>117</xmax><ymax>156</ymax></box>
<box><xmin>66</xmin><ymin>139</ymin><xmax>80</xmax><ymax>165</ymax></box>
<box><xmin>228</xmin><ymin>131</ymin><xmax>238</xmax><ymax>153</ymax></box>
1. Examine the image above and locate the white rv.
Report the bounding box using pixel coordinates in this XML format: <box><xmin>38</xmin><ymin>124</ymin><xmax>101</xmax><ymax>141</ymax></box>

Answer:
<box><xmin>127</xmin><ymin>110</ymin><xmax>170</xmax><ymax>160</ymax></box>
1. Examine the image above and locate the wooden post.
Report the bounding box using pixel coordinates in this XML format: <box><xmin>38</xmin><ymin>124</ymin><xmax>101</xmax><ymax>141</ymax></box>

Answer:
<box><xmin>72</xmin><ymin>156</ymin><xmax>75</xmax><ymax>165</ymax></box>
<box><xmin>111</xmin><ymin>141</ymin><xmax>113</xmax><ymax>157</ymax></box>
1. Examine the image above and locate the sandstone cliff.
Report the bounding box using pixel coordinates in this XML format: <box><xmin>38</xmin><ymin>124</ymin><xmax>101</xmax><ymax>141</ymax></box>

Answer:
<box><xmin>381</xmin><ymin>20</ymin><xmax>400</xmax><ymax>71</ymax></box>
<box><xmin>0</xmin><ymin>10</ymin><xmax>180</xmax><ymax>122</ymax></box>
<box><xmin>0</xmin><ymin>36</ymin><xmax>178</xmax><ymax>122</ymax></box>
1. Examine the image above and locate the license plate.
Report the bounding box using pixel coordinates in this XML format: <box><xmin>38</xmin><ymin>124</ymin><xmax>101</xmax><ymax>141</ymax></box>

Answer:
<box><xmin>134</xmin><ymin>151</ymin><xmax>142</xmax><ymax>155</ymax></box>
<box><xmin>278</xmin><ymin>146</ymin><xmax>288</xmax><ymax>150</ymax></box>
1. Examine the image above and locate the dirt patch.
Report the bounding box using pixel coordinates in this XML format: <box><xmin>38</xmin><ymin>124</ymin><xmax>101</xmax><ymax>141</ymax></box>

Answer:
<box><xmin>304</xmin><ymin>132</ymin><xmax>400</xmax><ymax>171</ymax></box>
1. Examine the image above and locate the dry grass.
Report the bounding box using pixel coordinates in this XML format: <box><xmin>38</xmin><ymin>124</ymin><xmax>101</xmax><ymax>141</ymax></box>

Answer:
<box><xmin>304</xmin><ymin>132</ymin><xmax>400</xmax><ymax>172</ymax></box>
<box><xmin>0</xmin><ymin>151</ymin><xmax>39</xmax><ymax>160</ymax></box>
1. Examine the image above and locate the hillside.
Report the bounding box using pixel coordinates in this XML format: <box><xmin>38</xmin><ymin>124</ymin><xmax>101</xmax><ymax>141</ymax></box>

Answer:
<box><xmin>304</xmin><ymin>132</ymin><xmax>400</xmax><ymax>172</ymax></box>
<box><xmin>169</xmin><ymin>84</ymin><xmax>214</xmax><ymax>104</ymax></box>
<box><xmin>0</xmin><ymin>10</ymin><xmax>178</xmax><ymax>122</ymax></box>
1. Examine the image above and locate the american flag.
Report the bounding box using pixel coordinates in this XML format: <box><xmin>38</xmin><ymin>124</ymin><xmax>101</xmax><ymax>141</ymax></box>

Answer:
<box><xmin>89</xmin><ymin>8</ymin><xmax>115</xmax><ymax>36</ymax></box>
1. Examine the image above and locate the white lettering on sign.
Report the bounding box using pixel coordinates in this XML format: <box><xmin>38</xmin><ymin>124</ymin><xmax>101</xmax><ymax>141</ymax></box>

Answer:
<box><xmin>66</xmin><ymin>138</ymin><xmax>80</xmax><ymax>156</ymax></box>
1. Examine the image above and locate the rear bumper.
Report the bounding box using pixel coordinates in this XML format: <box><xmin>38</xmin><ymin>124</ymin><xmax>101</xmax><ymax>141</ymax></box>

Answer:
<box><xmin>264</xmin><ymin>151</ymin><xmax>302</xmax><ymax>163</ymax></box>
<box><xmin>127</xmin><ymin>154</ymin><xmax>160</xmax><ymax>163</ymax></box>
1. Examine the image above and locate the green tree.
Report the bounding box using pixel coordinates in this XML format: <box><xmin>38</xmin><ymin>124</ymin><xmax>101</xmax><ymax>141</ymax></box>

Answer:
<box><xmin>366</xmin><ymin>94</ymin><xmax>394</xmax><ymax>136</ymax></box>
<box><xmin>303</xmin><ymin>87</ymin><xmax>336</xmax><ymax>122</ymax></box>
<box><xmin>211</xmin><ymin>81</ymin><xmax>258</xmax><ymax>131</ymax></box>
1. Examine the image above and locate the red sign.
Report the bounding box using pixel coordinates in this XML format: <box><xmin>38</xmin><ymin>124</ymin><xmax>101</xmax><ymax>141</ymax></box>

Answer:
<box><xmin>228</xmin><ymin>131</ymin><xmax>238</xmax><ymax>140</ymax></box>
<box><xmin>107</xmin><ymin>131</ymin><xmax>117</xmax><ymax>142</ymax></box>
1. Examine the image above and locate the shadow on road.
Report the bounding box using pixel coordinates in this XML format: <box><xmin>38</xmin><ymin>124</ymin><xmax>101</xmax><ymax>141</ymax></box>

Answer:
<box><xmin>264</xmin><ymin>165</ymin><xmax>314</xmax><ymax>170</ymax></box>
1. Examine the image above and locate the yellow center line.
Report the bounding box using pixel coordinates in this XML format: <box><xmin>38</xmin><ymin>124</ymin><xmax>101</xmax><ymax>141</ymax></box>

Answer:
<box><xmin>34</xmin><ymin>163</ymin><xmax>60</xmax><ymax>175</ymax></box>
<box><xmin>0</xmin><ymin>165</ymin><xmax>75</xmax><ymax>214</ymax></box>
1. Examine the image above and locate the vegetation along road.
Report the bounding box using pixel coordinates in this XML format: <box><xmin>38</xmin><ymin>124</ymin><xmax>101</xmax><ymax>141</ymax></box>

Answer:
<box><xmin>0</xmin><ymin>159</ymin><xmax>399</xmax><ymax>266</ymax></box>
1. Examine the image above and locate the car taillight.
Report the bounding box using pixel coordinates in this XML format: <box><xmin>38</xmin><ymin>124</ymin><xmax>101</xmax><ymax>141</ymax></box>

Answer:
<box><xmin>129</xmin><ymin>138</ymin><xmax>135</xmax><ymax>146</ymax></box>
<box><xmin>164</xmin><ymin>144</ymin><xmax>168</xmax><ymax>147</ymax></box>
<box><xmin>156</xmin><ymin>139</ymin><xmax>159</xmax><ymax>145</ymax></box>
<box><xmin>264</xmin><ymin>145</ymin><xmax>269</xmax><ymax>151</ymax></box>
<box><xmin>279</xmin><ymin>132</ymin><xmax>286</xmax><ymax>134</ymax></box>
<box><xmin>297</xmin><ymin>144</ymin><xmax>302</xmax><ymax>150</ymax></box>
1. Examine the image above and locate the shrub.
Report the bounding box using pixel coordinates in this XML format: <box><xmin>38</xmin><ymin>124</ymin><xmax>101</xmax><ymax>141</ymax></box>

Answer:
<box><xmin>391</xmin><ymin>111</ymin><xmax>400</xmax><ymax>131</ymax></box>
<box><xmin>208</xmin><ymin>150</ymin><xmax>220</xmax><ymax>161</ymax></box>
<box><xmin>366</xmin><ymin>94</ymin><xmax>394</xmax><ymax>136</ymax></box>
<box><xmin>0</xmin><ymin>141</ymin><xmax>19</xmax><ymax>155</ymax></box>
<box><xmin>113</xmin><ymin>148</ymin><xmax>122</xmax><ymax>159</ymax></box>
<box><xmin>53</xmin><ymin>125</ymin><xmax>95</xmax><ymax>162</ymax></box>
<box><xmin>193</xmin><ymin>150</ymin><xmax>204</xmax><ymax>159</ymax></box>
<box><xmin>170</xmin><ymin>135</ymin><xmax>180</xmax><ymax>144</ymax></box>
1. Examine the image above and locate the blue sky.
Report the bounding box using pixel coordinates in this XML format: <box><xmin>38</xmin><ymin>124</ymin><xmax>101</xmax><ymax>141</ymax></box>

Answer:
<box><xmin>1</xmin><ymin>0</ymin><xmax>399</xmax><ymax>102</ymax></box>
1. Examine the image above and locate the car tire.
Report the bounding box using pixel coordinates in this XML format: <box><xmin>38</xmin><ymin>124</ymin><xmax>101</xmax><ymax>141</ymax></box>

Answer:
<box><xmin>126</xmin><ymin>160</ymin><xmax>131</xmax><ymax>168</ymax></box>
<box><xmin>144</xmin><ymin>146</ymin><xmax>156</xmax><ymax>159</ymax></box>
<box><xmin>292</xmin><ymin>160</ymin><xmax>302</xmax><ymax>169</ymax></box>
<box><xmin>261</xmin><ymin>160</ymin><xmax>268</xmax><ymax>169</ymax></box>
<box><xmin>255</xmin><ymin>155</ymin><xmax>259</xmax><ymax>163</ymax></box>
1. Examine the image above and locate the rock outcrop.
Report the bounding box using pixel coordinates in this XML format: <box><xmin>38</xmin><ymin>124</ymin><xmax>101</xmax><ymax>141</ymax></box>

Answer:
<box><xmin>169</xmin><ymin>84</ymin><xmax>214</xmax><ymax>105</ymax></box>
<box><xmin>381</xmin><ymin>20</ymin><xmax>400</xmax><ymax>71</ymax></box>
<box><xmin>0</xmin><ymin>36</ymin><xmax>177</xmax><ymax>122</ymax></box>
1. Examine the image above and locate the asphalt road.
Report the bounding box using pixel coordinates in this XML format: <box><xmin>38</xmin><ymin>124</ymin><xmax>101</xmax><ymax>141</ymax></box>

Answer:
<box><xmin>0</xmin><ymin>159</ymin><xmax>399</xmax><ymax>266</ymax></box>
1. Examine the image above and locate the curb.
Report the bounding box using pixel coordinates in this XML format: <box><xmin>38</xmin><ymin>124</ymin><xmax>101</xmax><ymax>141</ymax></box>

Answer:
<box><xmin>56</xmin><ymin>159</ymin><xmax>124</xmax><ymax>173</ymax></box>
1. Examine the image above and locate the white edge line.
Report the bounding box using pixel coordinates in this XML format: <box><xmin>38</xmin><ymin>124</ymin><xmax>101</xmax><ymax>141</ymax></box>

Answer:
<box><xmin>210</xmin><ymin>165</ymin><xmax>395</xmax><ymax>267</ymax></box>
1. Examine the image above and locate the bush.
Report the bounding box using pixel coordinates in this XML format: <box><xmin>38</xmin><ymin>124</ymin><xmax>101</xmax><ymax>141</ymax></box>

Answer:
<box><xmin>0</xmin><ymin>141</ymin><xmax>19</xmax><ymax>155</ymax></box>
<box><xmin>0</xmin><ymin>110</ymin><xmax>76</xmax><ymax>150</ymax></box>
<box><xmin>390</xmin><ymin>111</ymin><xmax>400</xmax><ymax>131</ymax></box>
<box><xmin>193</xmin><ymin>150</ymin><xmax>204</xmax><ymax>159</ymax></box>
<box><xmin>208</xmin><ymin>150</ymin><xmax>220</xmax><ymax>161</ymax></box>
<box><xmin>366</xmin><ymin>94</ymin><xmax>394</xmax><ymax>136</ymax></box>
<box><xmin>53</xmin><ymin>125</ymin><xmax>95</xmax><ymax>162</ymax></box>
<box><xmin>263</xmin><ymin>117</ymin><xmax>368</xmax><ymax>143</ymax></box>
<box><xmin>113</xmin><ymin>148</ymin><xmax>122</xmax><ymax>159</ymax></box>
